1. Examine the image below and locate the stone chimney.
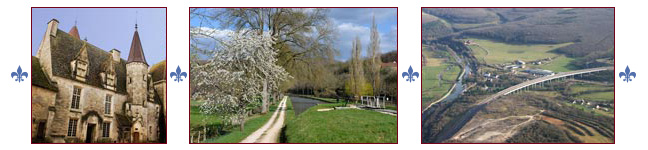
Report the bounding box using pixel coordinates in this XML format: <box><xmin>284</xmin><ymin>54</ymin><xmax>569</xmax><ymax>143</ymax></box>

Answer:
<box><xmin>47</xmin><ymin>19</ymin><xmax>59</xmax><ymax>37</ymax></box>
<box><xmin>110</xmin><ymin>49</ymin><xmax>121</xmax><ymax>62</ymax></box>
<box><xmin>36</xmin><ymin>19</ymin><xmax>60</xmax><ymax>79</ymax></box>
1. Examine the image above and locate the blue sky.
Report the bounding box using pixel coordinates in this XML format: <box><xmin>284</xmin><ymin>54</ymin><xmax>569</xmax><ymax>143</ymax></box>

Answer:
<box><xmin>32</xmin><ymin>8</ymin><xmax>166</xmax><ymax>65</ymax></box>
<box><xmin>190</xmin><ymin>8</ymin><xmax>397</xmax><ymax>61</ymax></box>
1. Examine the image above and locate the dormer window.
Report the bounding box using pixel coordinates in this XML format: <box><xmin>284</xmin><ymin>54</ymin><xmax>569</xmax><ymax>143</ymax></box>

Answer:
<box><xmin>101</xmin><ymin>60</ymin><xmax>116</xmax><ymax>91</ymax></box>
<box><xmin>101</xmin><ymin>72</ymin><xmax>116</xmax><ymax>90</ymax></box>
<box><xmin>71</xmin><ymin>41</ymin><xmax>89</xmax><ymax>81</ymax></box>
<box><xmin>70</xmin><ymin>60</ymin><xmax>88</xmax><ymax>81</ymax></box>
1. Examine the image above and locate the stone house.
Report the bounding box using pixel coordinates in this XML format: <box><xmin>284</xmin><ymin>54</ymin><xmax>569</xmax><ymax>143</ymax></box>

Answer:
<box><xmin>31</xmin><ymin>19</ymin><xmax>166</xmax><ymax>143</ymax></box>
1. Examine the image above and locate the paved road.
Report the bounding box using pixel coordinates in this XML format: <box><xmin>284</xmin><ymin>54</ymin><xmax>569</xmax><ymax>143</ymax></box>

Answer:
<box><xmin>477</xmin><ymin>67</ymin><xmax>613</xmax><ymax>106</ymax></box>
<box><xmin>240</xmin><ymin>96</ymin><xmax>288</xmax><ymax>143</ymax></box>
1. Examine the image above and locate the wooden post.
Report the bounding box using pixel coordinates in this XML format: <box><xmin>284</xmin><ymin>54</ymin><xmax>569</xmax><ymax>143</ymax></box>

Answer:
<box><xmin>197</xmin><ymin>131</ymin><xmax>201</xmax><ymax>143</ymax></box>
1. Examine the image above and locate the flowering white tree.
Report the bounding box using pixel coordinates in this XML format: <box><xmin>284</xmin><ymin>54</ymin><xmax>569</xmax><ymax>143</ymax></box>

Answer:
<box><xmin>191</xmin><ymin>34</ymin><xmax>290</xmax><ymax>131</ymax></box>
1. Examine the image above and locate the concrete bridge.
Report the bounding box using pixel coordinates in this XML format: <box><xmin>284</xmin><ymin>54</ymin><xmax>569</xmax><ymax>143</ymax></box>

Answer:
<box><xmin>476</xmin><ymin>66</ymin><xmax>613</xmax><ymax>106</ymax></box>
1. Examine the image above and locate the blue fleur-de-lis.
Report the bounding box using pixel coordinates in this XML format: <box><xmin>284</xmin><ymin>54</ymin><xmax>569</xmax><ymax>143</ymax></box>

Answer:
<box><xmin>170</xmin><ymin>65</ymin><xmax>187</xmax><ymax>83</ymax></box>
<box><xmin>619</xmin><ymin>65</ymin><xmax>636</xmax><ymax>83</ymax></box>
<box><xmin>402</xmin><ymin>65</ymin><xmax>419</xmax><ymax>83</ymax></box>
<box><xmin>11</xmin><ymin>65</ymin><xmax>28</xmax><ymax>83</ymax></box>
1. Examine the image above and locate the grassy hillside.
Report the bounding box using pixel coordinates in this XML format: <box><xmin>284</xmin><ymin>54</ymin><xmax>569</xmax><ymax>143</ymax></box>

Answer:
<box><xmin>423</xmin><ymin>8</ymin><xmax>499</xmax><ymax>24</ymax></box>
<box><xmin>462</xmin><ymin>8</ymin><xmax>613</xmax><ymax>58</ymax></box>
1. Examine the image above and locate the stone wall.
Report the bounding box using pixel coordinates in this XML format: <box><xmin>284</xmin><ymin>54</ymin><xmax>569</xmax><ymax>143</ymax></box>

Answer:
<box><xmin>154</xmin><ymin>81</ymin><xmax>166</xmax><ymax>116</ymax></box>
<box><xmin>126</xmin><ymin>62</ymin><xmax>149</xmax><ymax>105</ymax></box>
<box><xmin>49</xmin><ymin>77</ymin><xmax>127</xmax><ymax>143</ymax></box>
<box><xmin>31</xmin><ymin>86</ymin><xmax>56</xmax><ymax>139</ymax></box>
<box><xmin>145</xmin><ymin>101</ymin><xmax>160</xmax><ymax>142</ymax></box>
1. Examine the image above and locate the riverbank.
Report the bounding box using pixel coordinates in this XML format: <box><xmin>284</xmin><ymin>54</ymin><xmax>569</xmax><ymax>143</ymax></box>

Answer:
<box><xmin>282</xmin><ymin>102</ymin><xmax>397</xmax><ymax>143</ymax></box>
<box><xmin>293</xmin><ymin>94</ymin><xmax>397</xmax><ymax>111</ymax></box>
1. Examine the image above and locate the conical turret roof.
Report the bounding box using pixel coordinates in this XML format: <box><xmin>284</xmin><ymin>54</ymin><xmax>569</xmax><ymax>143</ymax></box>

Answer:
<box><xmin>127</xmin><ymin>25</ymin><xmax>147</xmax><ymax>65</ymax></box>
<box><xmin>69</xmin><ymin>25</ymin><xmax>80</xmax><ymax>40</ymax></box>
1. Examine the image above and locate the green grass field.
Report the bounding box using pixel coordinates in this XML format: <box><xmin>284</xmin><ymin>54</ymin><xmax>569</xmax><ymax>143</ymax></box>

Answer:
<box><xmin>422</xmin><ymin>46</ymin><xmax>461</xmax><ymax>108</ymax></box>
<box><xmin>284</xmin><ymin>97</ymin><xmax>295</xmax><ymax>125</ymax></box>
<box><xmin>536</xmin><ymin>56</ymin><xmax>578</xmax><ymax>72</ymax></box>
<box><xmin>283</xmin><ymin>103</ymin><xmax>397</xmax><ymax>143</ymax></box>
<box><xmin>466</xmin><ymin>38</ymin><xmax>573</xmax><ymax>65</ymax></box>
<box><xmin>191</xmin><ymin>100</ymin><xmax>280</xmax><ymax>143</ymax></box>
<box><xmin>568</xmin><ymin>84</ymin><xmax>613</xmax><ymax>94</ymax></box>
<box><xmin>575</xmin><ymin>92</ymin><xmax>614</xmax><ymax>102</ymax></box>
<box><xmin>422</xmin><ymin>47</ymin><xmax>447</xmax><ymax>67</ymax></box>
<box><xmin>568</xmin><ymin>83</ymin><xmax>614</xmax><ymax>102</ymax></box>
<box><xmin>190</xmin><ymin>101</ymin><xmax>223</xmax><ymax>129</ymax></box>
<box><xmin>422</xmin><ymin>64</ymin><xmax>461</xmax><ymax>108</ymax></box>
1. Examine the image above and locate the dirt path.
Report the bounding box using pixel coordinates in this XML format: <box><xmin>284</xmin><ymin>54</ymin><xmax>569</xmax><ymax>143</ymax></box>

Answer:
<box><xmin>451</xmin><ymin>111</ymin><xmax>542</xmax><ymax>142</ymax></box>
<box><xmin>240</xmin><ymin>96</ymin><xmax>288</xmax><ymax>143</ymax></box>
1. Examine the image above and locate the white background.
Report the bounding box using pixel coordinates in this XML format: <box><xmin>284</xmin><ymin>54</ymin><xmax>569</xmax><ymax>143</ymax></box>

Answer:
<box><xmin>1</xmin><ymin>0</ymin><xmax>635</xmax><ymax>149</ymax></box>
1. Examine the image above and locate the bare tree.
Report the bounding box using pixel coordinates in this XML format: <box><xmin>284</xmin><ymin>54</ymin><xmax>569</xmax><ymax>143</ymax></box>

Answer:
<box><xmin>368</xmin><ymin>14</ymin><xmax>382</xmax><ymax>96</ymax></box>
<box><xmin>350</xmin><ymin>36</ymin><xmax>365</xmax><ymax>100</ymax></box>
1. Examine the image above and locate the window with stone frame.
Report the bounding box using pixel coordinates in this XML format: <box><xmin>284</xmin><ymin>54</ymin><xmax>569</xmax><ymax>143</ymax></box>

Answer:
<box><xmin>102</xmin><ymin>122</ymin><xmax>111</xmax><ymax>137</ymax></box>
<box><xmin>70</xmin><ymin>60</ymin><xmax>88</xmax><ymax>81</ymax></box>
<box><xmin>104</xmin><ymin>94</ymin><xmax>112</xmax><ymax>114</ymax></box>
<box><xmin>71</xmin><ymin>87</ymin><xmax>81</xmax><ymax>110</ymax></box>
<box><xmin>67</xmin><ymin>119</ymin><xmax>78</xmax><ymax>136</ymax></box>
<box><xmin>101</xmin><ymin>61</ymin><xmax>116</xmax><ymax>90</ymax></box>
<box><xmin>106</xmin><ymin>73</ymin><xmax>115</xmax><ymax>86</ymax></box>
<box><xmin>101</xmin><ymin>72</ymin><xmax>116</xmax><ymax>90</ymax></box>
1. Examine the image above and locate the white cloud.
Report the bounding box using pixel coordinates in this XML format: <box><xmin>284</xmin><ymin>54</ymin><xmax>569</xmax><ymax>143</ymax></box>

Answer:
<box><xmin>335</xmin><ymin>22</ymin><xmax>396</xmax><ymax>61</ymax></box>
<box><xmin>190</xmin><ymin>27</ymin><xmax>234</xmax><ymax>39</ymax></box>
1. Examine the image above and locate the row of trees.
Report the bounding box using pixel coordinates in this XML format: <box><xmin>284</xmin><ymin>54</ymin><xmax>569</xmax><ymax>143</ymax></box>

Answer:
<box><xmin>348</xmin><ymin>15</ymin><xmax>384</xmax><ymax>100</ymax></box>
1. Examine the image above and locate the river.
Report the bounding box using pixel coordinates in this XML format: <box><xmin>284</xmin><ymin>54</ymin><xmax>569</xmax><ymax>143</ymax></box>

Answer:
<box><xmin>422</xmin><ymin>38</ymin><xmax>482</xmax><ymax>143</ymax></box>
<box><xmin>289</xmin><ymin>96</ymin><xmax>329</xmax><ymax>115</ymax></box>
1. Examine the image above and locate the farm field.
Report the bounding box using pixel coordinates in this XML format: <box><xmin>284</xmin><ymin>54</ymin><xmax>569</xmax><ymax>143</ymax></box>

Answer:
<box><xmin>465</xmin><ymin>38</ymin><xmax>573</xmax><ymax>65</ymax></box>
<box><xmin>422</xmin><ymin>64</ymin><xmax>461</xmax><ymax>109</ymax></box>
<box><xmin>422</xmin><ymin>47</ymin><xmax>462</xmax><ymax>109</ymax></box>
<box><xmin>568</xmin><ymin>83</ymin><xmax>614</xmax><ymax>102</ymax></box>
<box><xmin>536</xmin><ymin>56</ymin><xmax>578</xmax><ymax>72</ymax></box>
<box><xmin>575</xmin><ymin>92</ymin><xmax>614</xmax><ymax>102</ymax></box>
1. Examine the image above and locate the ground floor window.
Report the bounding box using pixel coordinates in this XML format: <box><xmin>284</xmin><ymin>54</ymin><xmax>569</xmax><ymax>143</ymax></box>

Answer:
<box><xmin>67</xmin><ymin>119</ymin><xmax>78</xmax><ymax>136</ymax></box>
<box><xmin>102</xmin><ymin>122</ymin><xmax>110</xmax><ymax>137</ymax></box>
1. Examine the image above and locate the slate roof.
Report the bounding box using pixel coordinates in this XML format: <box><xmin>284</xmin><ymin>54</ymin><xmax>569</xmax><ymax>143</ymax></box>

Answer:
<box><xmin>127</xmin><ymin>30</ymin><xmax>147</xmax><ymax>64</ymax></box>
<box><xmin>150</xmin><ymin>60</ymin><xmax>166</xmax><ymax>82</ymax></box>
<box><xmin>49</xmin><ymin>29</ymin><xmax>128</xmax><ymax>94</ymax></box>
<box><xmin>31</xmin><ymin>56</ymin><xmax>58</xmax><ymax>91</ymax></box>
